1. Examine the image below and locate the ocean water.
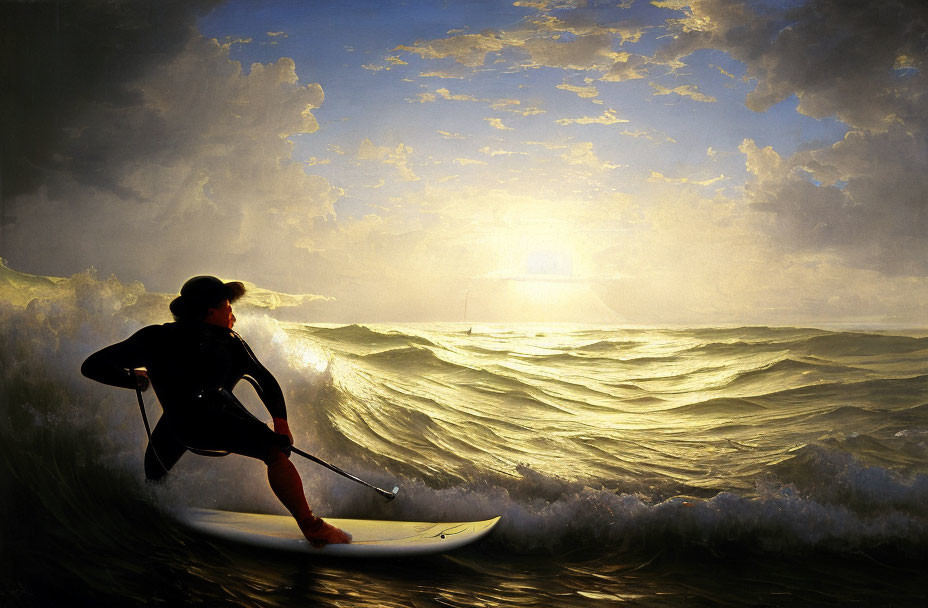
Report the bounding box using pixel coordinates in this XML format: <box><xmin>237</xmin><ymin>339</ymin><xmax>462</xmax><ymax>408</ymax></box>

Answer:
<box><xmin>1</xmin><ymin>267</ymin><xmax>927</xmax><ymax>606</ymax></box>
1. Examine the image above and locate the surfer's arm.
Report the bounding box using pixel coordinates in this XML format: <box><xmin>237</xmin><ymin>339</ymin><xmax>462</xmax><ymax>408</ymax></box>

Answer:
<box><xmin>238</xmin><ymin>338</ymin><xmax>287</xmax><ymax>421</ymax></box>
<box><xmin>80</xmin><ymin>328</ymin><xmax>152</xmax><ymax>390</ymax></box>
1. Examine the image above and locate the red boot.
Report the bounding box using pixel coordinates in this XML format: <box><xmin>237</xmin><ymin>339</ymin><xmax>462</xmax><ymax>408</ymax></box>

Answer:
<box><xmin>298</xmin><ymin>516</ymin><xmax>352</xmax><ymax>548</ymax></box>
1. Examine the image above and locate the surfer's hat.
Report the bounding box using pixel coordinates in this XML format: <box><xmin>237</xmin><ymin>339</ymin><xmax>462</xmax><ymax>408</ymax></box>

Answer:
<box><xmin>169</xmin><ymin>275</ymin><xmax>246</xmax><ymax>322</ymax></box>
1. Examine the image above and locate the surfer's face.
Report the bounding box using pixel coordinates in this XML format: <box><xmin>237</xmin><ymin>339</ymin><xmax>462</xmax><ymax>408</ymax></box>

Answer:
<box><xmin>205</xmin><ymin>299</ymin><xmax>235</xmax><ymax>329</ymax></box>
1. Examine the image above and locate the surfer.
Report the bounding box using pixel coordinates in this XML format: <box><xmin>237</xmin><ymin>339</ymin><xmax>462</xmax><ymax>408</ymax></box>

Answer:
<box><xmin>81</xmin><ymin>275</ymin><xmax>351</xmax><ymax>547</ymax></box>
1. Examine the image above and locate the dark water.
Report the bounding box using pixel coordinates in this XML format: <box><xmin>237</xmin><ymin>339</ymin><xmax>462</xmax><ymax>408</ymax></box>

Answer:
<box><xmin>1</xmin><ymin>268</ymin><xmax>926</xmax><ymax>606</ymax></box>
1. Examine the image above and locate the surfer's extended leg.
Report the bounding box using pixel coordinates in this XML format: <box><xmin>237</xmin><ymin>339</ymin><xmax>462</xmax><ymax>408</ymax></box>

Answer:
<box><xmin>264</xmin><ymin>449</ymin><xmax>351</xmax><ymax>546</ymax></box>
<box><xmin>144</xmin><ymin>419</ymin><xmax>187</xmax><ymax>482</ymax></box>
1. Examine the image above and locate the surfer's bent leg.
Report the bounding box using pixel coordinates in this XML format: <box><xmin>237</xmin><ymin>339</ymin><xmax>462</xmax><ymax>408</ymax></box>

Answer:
<box><xmin>144</xmin><ymin>419</ymin><xmax>187</xmax><ymax>482</ymax></box>
<box><xmin>199</xmin><ymin>400</ymin><xmax>351</xmax><ymax>546</ymax></box>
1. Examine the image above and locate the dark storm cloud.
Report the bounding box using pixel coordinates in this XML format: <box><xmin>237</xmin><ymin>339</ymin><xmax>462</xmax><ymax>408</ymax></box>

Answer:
<box><xmin>1</xmin><ymin>0</ymin><xmax>334</xmax><ymax>292</ymax></box>
<box><xmin>0</xmin><ymin>0</ymin><xmax>220</xmax><ymax>201</ymax></box>
<box><xmin>658</xmin><ymin>0</ymin><xmax>928</xmax><ymax>128</ymax></box>
<box><xmin>658</xmin><ymin>0</ymin><xmax>928</xmax><ymax>275</ymax></box>
<box><xmin>742</xmin><ymin>127</ymin><xmax>928</xmax><ymax>276</ymax></box>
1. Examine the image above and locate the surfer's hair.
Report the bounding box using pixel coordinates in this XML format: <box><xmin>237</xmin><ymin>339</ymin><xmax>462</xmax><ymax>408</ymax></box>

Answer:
<box><xmin>169</xmin><ymin>275</ymin><xmax>246</xmax><ymax>322</ymax></box>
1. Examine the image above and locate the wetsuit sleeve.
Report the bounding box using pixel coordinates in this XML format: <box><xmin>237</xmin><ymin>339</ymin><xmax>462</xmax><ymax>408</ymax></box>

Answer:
<box><xmin>80</xmin><ymin>327</ymin><xmax>153</xmax><ymax>390</ymax></box>
<box><xmin>238</xmin><ymin>338</ymin><xmax>287</xmax><ymax>420</ymax></box>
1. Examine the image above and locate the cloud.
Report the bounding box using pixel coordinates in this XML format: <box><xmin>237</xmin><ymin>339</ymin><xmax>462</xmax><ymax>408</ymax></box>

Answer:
<box><xmin>218</xmin><ymin>35</ymin><xmax>253</xmax><ymax>49</ymax></box>
<box><xmin>364</xmin><ymin>56</ymin><xmax>413</xmax><ymax>71</ymax></box>
<box><xmin>528</xmin><ymin>13</ymin><xmax>643</xmax><ymax>44</ymax></box>
<box><xmin>524</xmin><ymin>141</ymin><xmax>568</xmax><ymax>150</ymax></box>
<box><xmin>650</xmin><ymin>1</ymin><xmax>689</xmax><ymax>10</ymax></box>
<box><xmin>410</xmin><ymin>87</ymin><xmax>533</xmax><ymax>116</ymax></box>
<box><xmin>650</xmin><ymin>82</ymin><xmax>717</xmax><ymax>103</ymax></box>
<box><xmin>522</xmin><ymin>33</ymin><xmax>617</xmax><ymax>70</ymax></box>
<box><xmin>480</xmin><ymin>146</ymin><xmax>527</xmax><ymax>157</ymax></box>
<box><xmin>560</xmin><ymin>142</ymin><xmax>622</xmax><ymax>171</ymax></box>
<box><xmin>438</xmin><ymin>130</ymin><xmax>467</xmax><ymax>140</ymax></box>
<box><xmin>418</xmin><ymin>69</ymin><xmax>471</xmax><ymax>79</ymax></box>
<box><xmin>740</xmin><ymin>129</ymin><xmax>928</xmax><ymax>275</ymax></box>
<box><xmin>652</xmin><ymin>0</ymin><xmax>928</xmax><ymax>274</ymax></box>
<box><xmin>556</xmin><ymin>108</ymin><xmax>629</xmax><ymax>125</ymax></box>
<box><xmin>485</xmin><ymin>117</ymin><xmax>515</xmax><ymax>130</ymax></box>
<box><xmin>647</xmin><ymin>171</ymin><xmax>725</xmax><ymax>186</ymax></box>
<box><xmin>557</xmin><ymin>81</ymin><xmax>600</xmax><ymax>99</ymax></box>
<box><xmin>408</xmin><ymin>91</ymin><xmax>438</xmax><ymax>103</ymax></box>
<box><xmin>357</xmin><ymin>139</ymin><xmax>419</xmax><ymax>181</ymax></box>
<box><xmin>489</xmin><ymin>98</ymin><xmax>522</xmax><ymax>110</ymax></box>
<box><xmin>395</xmin><ymin>32</ymin><xmax>508</xmax><ymax>67</ymax></box>
<box><xmin>3</xmin><ymin>21</ymin><xmax>344</xmax><ymax>289</ymax></box>
<box><xmin>237</xmin><ymin>281</ymin><xmax>333</xmax><ymax>310</ymax></box>
<box><xmin>454</xmin><ymin>158</ymin><xmax>488</xmax><ymax>166</ymax></box>
<box><xmin>599</xmin><ymin>53</ymin><xmax>649</xmax><ymax>82</ymax></box>
<box><xmin>509</xmin><ymin>106</ymin><xmax>547</xmax><ymax>116</ymax></box>
<box><xmin>655</xmin><ymin>0</ymin><xmax>926</xmax><ymax>130</ymax></box>
<box><xmin>618</xmin><ymin>129</ymin><xmax>676</xmax><ymax>143</ymax></box>
<box><xmin>394</xmin><ymin>7</ymin><xmax>645</xmax><ymax>77</ymax></box>
<box><xmin>513</xmin><ymin>0</ymin><xmax>588</xmax><ymax>9</ymax></box>
<box><xmin>436</xmin><ymin>88</ymin><xmax>480</xmax><ymax>101</ymax></box>
<box><xmin>0</xmin><ymin>0</ymin><xmax>222</xmax><ymax>201</ymax></box>
<box><xmin>711</xmin><ymin>64</ymin><xmax>735</xmax><ymax>79</ymax></box>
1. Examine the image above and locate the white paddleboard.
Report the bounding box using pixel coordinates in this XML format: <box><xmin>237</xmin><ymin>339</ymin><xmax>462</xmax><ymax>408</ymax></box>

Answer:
<box><xmin>181</xmin><ymin>508</ymin><xmax>501</xmax><ymax>557</ymax></box>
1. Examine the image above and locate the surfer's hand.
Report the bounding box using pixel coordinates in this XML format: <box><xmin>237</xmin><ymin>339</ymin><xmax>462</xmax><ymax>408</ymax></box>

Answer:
<box><xmin>273</xmin><ymin>417</ymin><xmax>293</xmax><ymax>445</ymax></box>
<box><xmin>133</xmin><ymin>369</ymin><xmax>150</xmax><ymax>392</ymax></box>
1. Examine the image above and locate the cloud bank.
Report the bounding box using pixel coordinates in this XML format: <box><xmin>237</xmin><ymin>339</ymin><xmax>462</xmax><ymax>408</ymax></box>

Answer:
<box><xmin>656</xmin><ymin>0</ymin><xmax>928</xmax><ymax>274</ymax></box>
<box><xmin>4</xmin><ymin>0</ymin><xmax>928</xmax><ymax>323</ymax></box>
<box><xmin>3</xmin><ymin>1</ymin><xmax>335</xmax><ymax>293</ymax></box>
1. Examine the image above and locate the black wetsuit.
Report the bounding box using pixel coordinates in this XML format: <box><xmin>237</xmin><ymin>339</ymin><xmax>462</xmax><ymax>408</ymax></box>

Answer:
<box><xmin>81</xmin><ymin>322</ymin><xmax>288</xmax><ymax>480</ymax></box>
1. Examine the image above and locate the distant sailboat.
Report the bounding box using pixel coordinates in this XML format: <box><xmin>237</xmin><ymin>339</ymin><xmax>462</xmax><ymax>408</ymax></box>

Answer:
<box><xmin>464</xmin><ymin>289</ymin><xmax>472</xmax><ymax>335</ymax></box>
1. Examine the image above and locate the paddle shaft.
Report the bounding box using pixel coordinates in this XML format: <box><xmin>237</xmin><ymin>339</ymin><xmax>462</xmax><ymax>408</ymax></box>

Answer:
<box><xmin>237</xmin><ymin>377</ymin><xmax>398</xmax><ymax>500</ymax></box>
<box><xmin>136</xmin><ymin>384</ymin><xmax>171</xmax><ymax>473</ymax></box>
<box><xmin>289</xmin><ymin>446</ymin><xmax>397</xmax><ymax>501</ymax></box>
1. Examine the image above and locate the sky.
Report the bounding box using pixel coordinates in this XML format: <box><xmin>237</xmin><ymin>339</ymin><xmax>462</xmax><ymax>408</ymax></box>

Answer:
<box><xmin>2</xmin><ymin>0</ymin><xmax>928</xmax><ymax>324</ymax></box>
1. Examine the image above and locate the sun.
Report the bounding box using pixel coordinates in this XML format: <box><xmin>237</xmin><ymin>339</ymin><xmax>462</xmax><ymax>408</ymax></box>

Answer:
<box><xmin>506</xmin><ymin>246</ymin><xmax>582</xmax><ymax>306</ymax></box>
<box><xmin>523</xmin><ymin>248</ymin><xmax>574</xmax><ymax>278</ymax></box>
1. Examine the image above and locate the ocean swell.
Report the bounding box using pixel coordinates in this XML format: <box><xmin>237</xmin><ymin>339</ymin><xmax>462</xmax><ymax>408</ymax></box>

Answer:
<box><xmin>1</xmin><ymin>267</ymin><xmax>927</xmax><ymax>568</ymax></box>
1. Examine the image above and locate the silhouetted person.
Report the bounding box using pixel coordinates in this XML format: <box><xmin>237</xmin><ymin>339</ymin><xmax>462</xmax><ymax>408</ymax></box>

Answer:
<box><xmin>81</xmin><ymin>275</ymin><xmax>350</xmax><ymax>546</ymax></box>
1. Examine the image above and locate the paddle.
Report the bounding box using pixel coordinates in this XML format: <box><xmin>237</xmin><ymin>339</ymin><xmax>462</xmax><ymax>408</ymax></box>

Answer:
<box><xmin>289</xmin><ymin>446</ymin><xmax>399</xmax><ymax>501</ymax></box>
<box><xmin>234</xmin><ymin>379</ymin><xmax>399</xmax><ymax>501</ymax></box>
